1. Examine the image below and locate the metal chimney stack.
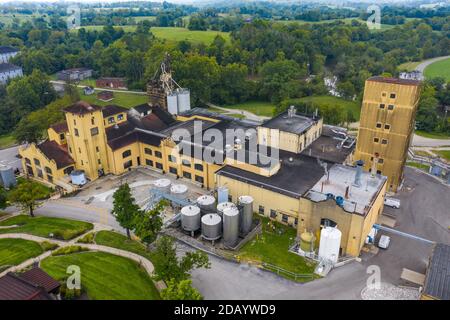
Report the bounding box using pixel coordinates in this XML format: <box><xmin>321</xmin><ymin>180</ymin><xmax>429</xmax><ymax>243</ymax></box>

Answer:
<box><xmin>353</xmin><ymin>160</ymin><xmax>364</xmax><ymax>188</ymax></box>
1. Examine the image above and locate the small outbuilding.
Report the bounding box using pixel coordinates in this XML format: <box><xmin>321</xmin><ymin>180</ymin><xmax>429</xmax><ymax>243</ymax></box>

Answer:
<box><xmin>97</xmin><ymin>90</ymin><xmax>114</xmax><ymax>102</ymax></box>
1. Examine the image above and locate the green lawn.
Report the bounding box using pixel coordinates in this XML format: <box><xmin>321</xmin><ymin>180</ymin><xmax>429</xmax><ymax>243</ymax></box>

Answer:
<box><xmin>238</xmin><ymin>217</ymin><xmax>316</xmax><ymax>281</ymax></box>
<box><xmin>406</xmin><ymin>161</ymin><xmax>430</xmax><ymax>172</ymax></box>
<box><xmin>0</xmin><ymin>134</ymin><xmax>16</xmax><ymax>149</ymax></box>
<box><xmin>434</xmin><ymin>150</ymin><xmax>450</xmax><ymax>161</ymax></box>
<box><xmin>223</xmin><ymin>101</ymin><xmax>277</xmax><ymax>117</ymax></box>
<box><xmin>398</xmin><ymin>61</ymin><xmax>421</xmax><ymax>72</ymax></box>
<box><xmin>41</xmin><ymin>251</ymin><xmax>159</xmax><ymax>300</ymax></box>
<box><xmin>8</xmin><ymin>177</ymin><xmax>54</xmax><ymax>201</ymax></box>
<box><xmin>151</xmin><ymin>27</ymin><xmax>230</xmax><ymax>44</ymax></box>
<box><xmin>415</xmin><ymin>130</ymin><xmax>450</xmax><ymax>139</ymax></box>
<box><xmin>424</xmin><ymin>58</ymin><xmax>450</xmax><ymax>81</ymax></box>
<box><xmin>0</xmin><ymin>238</ymin><xmax>43</xmax><ymax>268</ymax></box>
<box><xmin>295</xmin><ymin>95</ymin><xmax>361</xmax><ymax>120</ymax></box>
<box><xmin>77</xmin><ymin>88</ymin><xmax>148</xmax><ymax>108</ymax></box>
<box><xmin>0</xmin><ymin>215</ymin><xmax>93</xmax><ymax>240</ymax></box>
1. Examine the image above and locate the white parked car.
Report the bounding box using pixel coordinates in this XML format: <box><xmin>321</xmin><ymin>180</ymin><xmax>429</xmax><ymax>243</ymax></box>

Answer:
<box><xmin>378</xmin><ymin>235</ymin><xmax>391</xmax><ymax>249</ymax></box>
<box><xmin>384</xmin><ymin>197</ymin><xmax>401</xmax><ymax>209</ymax></box>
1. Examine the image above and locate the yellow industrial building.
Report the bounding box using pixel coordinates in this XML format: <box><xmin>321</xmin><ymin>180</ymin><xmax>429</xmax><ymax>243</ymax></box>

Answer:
<box><xmin>354</xmin><ymin>77</ymin><xmax>421</xmax><ymax>192</ymax></box>
<box><xmin>20</xmin><ymin>76</ymin><xmax>421</xmax><ymax>257</ymax></box>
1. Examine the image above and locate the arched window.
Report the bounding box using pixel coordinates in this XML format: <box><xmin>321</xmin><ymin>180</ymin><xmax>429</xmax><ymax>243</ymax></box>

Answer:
<box><xmin>122</xmin><ymin>150</ymin><xmax>131</xmax><ymax>158</ymax></box>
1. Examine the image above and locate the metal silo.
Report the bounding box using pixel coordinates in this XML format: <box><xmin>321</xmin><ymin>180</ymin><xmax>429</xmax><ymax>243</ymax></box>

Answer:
<box><xmin>238</xmin><ymin>195</ymin><xmax>254</xmax><ymax>235</ymax></box>
<box><xmin>217</xmin><ymin>202</ymin><xmax>236</xmax><ymax>218</ymax></box>
<box><xmin>0</xmin><ymin>165</ymin><xmax>16</xmax><ymax>188</ymax></box>
<box><xmin>201</xmin><ymin>213</ymin><xmax>222</xmax><ymax>241</ymax></box>
<box><xmin>170</xmin><ymin>184</ymin><xmax>188</xmax><ymax>199</ymax></box>
<box><xmin>176</xmin><ymin>89</ymin><xmax>191</xmax><ymax>113</ymax></box>
<box><xmin>181</xmin><ymin>205</ymin><xmax>201</xmax><ymax>235</ymax></box>
<box><xmin>196</xmin><ymin>195</ymin><xmax>216</xmax><ymax>215</ymax></box>
<box><xmin>223</xmin><ymin>207</ymin><xmax>240</xmax><ymax>247</ymax></box>
<box><xmin>167</xmin><ymin>92</ymin><xmax>178</xmax><ymax>115</ymax></box>
<box><xmin>153</xmin><ymin>178</ymin><xmax>171</xmax><ymax>193</ymax></box>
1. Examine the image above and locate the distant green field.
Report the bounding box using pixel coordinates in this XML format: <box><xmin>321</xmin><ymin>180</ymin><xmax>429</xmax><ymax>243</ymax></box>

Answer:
<box><xmin>74</xmin><ymin>25</ymin><xmax>138</xmax><ymax>33</ymax></box>
<box><xmin>133</xmin><ymin>16</ymin><xmax>157</xmax><ymax>23</ymax></box>
<box><xmin>0</xmin><ymin>134</ymin><xmax>16</xmax><ymax>149</ymax></box>
<box><xmin>77</xmin><ymin>88</ymin><xmax>148</xmax><ymax>108</ymax></box>
<box><xmin>415</xmin><ymin>130</ymin><xmax>450</xmax><ymax>139</ymax></box>
<box><xmin>424</xmin><ymin>58</ymin><xmax>450</xmax><ymax>81</ymax></box>
<box><xmin>0</xmin><ymin>13</ymin><xmax>46</xmax><ymax>25</ymax></box>
<box><xmin>296</xmin><ymin>95</ymin><xmax>361</xmax><ymax>119</ymax></box>
<box><xmin>223</xmin><ymin>101</ymin><xmax>276</xmax><ymax>117</ymax></box>
<box><xmin>151</xmin><ymin>27</ymin><xmax>230</xmax><ymax>44</ymax></box>
<box><xmin>275</xmin><ymin>18</ymin><xmax>397</xmax><ymax>31</ymax></box>
<box><xmin>398</xmin><ymin>61</ymin><xmax>421</xmax><ymax>72</ymax></box>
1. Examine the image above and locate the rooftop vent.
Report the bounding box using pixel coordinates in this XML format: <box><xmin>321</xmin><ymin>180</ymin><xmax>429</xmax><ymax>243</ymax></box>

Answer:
<box><xmin>353</xmin><ymin>160</ymin><xmax>364</xmax><ymax>188</ymax></box>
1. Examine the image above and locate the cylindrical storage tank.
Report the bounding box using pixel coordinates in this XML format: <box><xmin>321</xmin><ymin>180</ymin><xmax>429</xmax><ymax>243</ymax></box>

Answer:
<box><xmin>196</xmin><ymin>195</ymin><xmax>216</xmax><ymax>215</ymax></box>
<box><xmin>201</xmin><ymin>214</ymin><xmax>222</xmax><ymax>241</ymax></box>
<box><xmin>170</xmin><ymin>184</ymin><xmax>188</xmax><ymax>199</ymax></box>
<box><xmin>217</xmin><ymin>186</ymin><xmax>228</xmax><ymax>204</ymax></box>
<box><xmin>223</xmin><ymin>207</ymin><xmax>239</xmax><ymax>247</ymax></box>
<box><xmin>216</xmin><ymin>202</ymin><xmax>236</xmax><ymax>218</ymax></box>
<box><xmin>318</xmin><ymin>227</ymin><xmax>342</xmax><ymax>264</ymax></box>
<box><xmin>177</xmin><ymin>89</ymin><xmax>191</xmax><ymax>113</ymax></box>
<box><xmin>181</xmin><ymin>205</ymin><xmax>201</xmax><ymax>232</ymax></box>
<box><xmin>299</xmin><ymin>231</ymin><xmax>315</xmax><ymax>253</ymax></box>
<box><xmin>0</xmin><ymin>165</ymin><xmax>17</xmax><ymax>188</ymax></box>
<box><xmin>238</xmin><ymin>195</ymin><xmax>253</xmax><ymax>234</ymax></box>
<box><xmin>167</xmin><ymin>93</ymin><xmax>178</xmax><ymax>115</ymax></box>
<box><xmin>70</xmin><ymin>170</ymin><xmax>87</xmax><ymax>186</ymax></box>
<box><xmin>153</xmin><ymin>178</ymin><xmax>171</xmax><ymax>193</ymax></box>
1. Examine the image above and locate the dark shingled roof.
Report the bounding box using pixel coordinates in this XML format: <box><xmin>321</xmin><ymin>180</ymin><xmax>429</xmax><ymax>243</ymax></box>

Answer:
<box><xmin>423</xmin><ymin>243</ymin><xmax>450</xmax><ymax>300</ymax></box>
<box><xmin>20</xmin><ymin>267</ymin><xmax>60</xmax><ymax>293</ymax></box>
<box><xmin>261</xmin><ymin>111</ymin><xmax>319</xmax><ymax>135</ymax></box>
<box><xmin>367</xmin><ymin>76</ymin><xmax>421</xmax><ymax>86</ymax></box>
<box><xmin>37</xmin><ymin>140</ymin><xmax>74</xmax><ymax>169</ymax></box>
<box><xmin>0</xmin><ymin>62</ymin><xmax>21</xmax><ymax>73</ymax></box>
<box><xmin>216</xmin><ymin>151</ymin><xmax>330</xmax><ymax>198</ymax></box>
<box><xmin>63</xmin><ymin>101</ymin><xmax>102</xmax><ymax>115</ymax></box>
<box><xmin>102</xmin><ymin>104</ymin><xmax>128</xmax><ymax>118</ymax></box>
<box><xmin>49</xmin><ymin>122</ymin><xmax>68</xmax><ymax>134</ymax></box>
<box><xmin>0</xmin><ymin>46</ymin><xmax>19</xmax><ymax>54</ymax></box>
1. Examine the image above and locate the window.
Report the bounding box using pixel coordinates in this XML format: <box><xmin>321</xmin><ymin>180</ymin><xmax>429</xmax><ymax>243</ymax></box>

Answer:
<box><xmin>168</xmin><ymin>155</ymin><xmax>177</xmax><ymax>163</ymax></box>
<box><xmin>81</xmin><ymin>160</ymin><xmax>84</xmax><ymax>165</ymax></box>
<box><xmin>376</xmin><ymin>123</ymin><xmax>382</xmax><ymax>128</ymax></box>
<box><xmin>378</xmin><ymin>158</ymin><xmax>384</xmax><ymax>164</ymax></box>
<box><xmin>374</xmin><ymin>137</ymin><xmax>379</xmax><ymax>143</ymax></box>
<box><xmin>47</xmin><ymin>175</ymin><xmax>53</xmax><ymax>183</ymax></box>
<box><xmin>144</xmin><ymin>148</ymin><xmax>152</xmax><ymax>155</ymax></box>
<box><xmin>74</xmin><ymin>128</ymin><xmax>79</xmax><ymax>137</ymax></box>
<box><xmin>59</xmin><ymin>133</ymin><xmax>65</xmax><ymax>140</ymax></box>
<box><xmin>390</xmin><ymin>93</ymin><xmax>396</xmax><ymax>99</ymax></box>
<box><xmin>117</xmin><ymin>114</ymin><xmax>124</xmax><ymax>121</ymax></box>
<box><xmin>169</xmin><ymin>167</ymin><xmax>178</xmax><ymax>175</ymax></box>
<box><xmin>379</xmin><ymin>104</ymin><xmax>385</xmax><ymax>109</ymax></box>
<box><xmin>34</xmin><ymin>158</ymin><xmax>40</xmax><ymax>166</ymax></box>
<box><xmin>381</xmin><ymin>139</ymin><xmax>388</xmax><ymax>145</ymax></box>
<box><xmin>44</xmin><ymin>167</ymin><xmax>52</xmax><ymax>174</ymax></box>
<box><xmin>25</xmin><ymin>158</ymin><xmax>31</xmax><ymax>165</ymax></box>
<box><xmin>228</xmin><ymin>195</ymin><xmax>232</xmax><ymax>202</ymax></box>
<box><xmin>108</xmin><ymin>117</ymin><xmax>115</xmax><ymax>124</ymax></box>
<box><xmin>156</xmin><ymin>162</ymin><xmax>163</xmax><ymax>170</ymax></box>
<box><xmin>294</xmin><ymin>218</ymin><xmax>298</xmax><ymax>225</ymax></box>
<box><xmin>122</xmin><ymin>150</ymin><xmax>131</xmax><ymax>158</ymax></box>
<box><xmin>90</xmin><ymin>127</ymin><xmax>99</xmax><ymax>136</ymax></box>
<box><xmin>91</xmin><ymin>117</ymin><xmax>95</xmax><ymax>125</ymax></box>
<box><xmin>384</xmin><ymin>124</ymin><xmax>391</xmax><ymax>130</ymax></box>
<box><xmin>78</xmin><ymin>147</ymin><xmax>82</xmax><ymax>154</ymax></box>
<box><xmin>195</xmin><ymin>175</ymin><xmax>204</xmax><ymax>184</ymax></box>
<box><xmin>388</xmin><ymin>105</ymin><xmax>394</xmax><ymax>110</ymax></box>
<box><xmin>155</xmin><ymin>151</ymin><xmax>162</xmax><ymax>158</ymax></box>
<box><xmin>73</xmin><ymin>119</ymin><xmax>76</xmax><ymax>125</ymax></box>
<box><xmin>321</xmin><ymin>218</ymin><xmax>337</xmax><ymax>228</ymax></box>
<box><xmin>146</xmin><ymin>159</ymin><xmax>153</xmax><ymax>166</ymax></box>
<box><xmin>270</xmin><ymin>210</ymin><xmax>277</xmax><ymax>219</ymax></box>
<box><xmin>382</xmin><ymin>92</ymin><xmax>387</xmax><ymax>97</ymax></box>
<box><xmin>258</xmin><ymin>206</ymin><xmax>265</xmax><ymax>215</ymax></box>
<box><xmin>282</xmin><ymin>214</ymin><xmax>288</xmax><ymax>223</ymax></box>
<box><xmin>69</xmin><ymin>147</ymin><xmax>72</xmax><ymax>154</ymax></box>
<box><xmin>182</xmin><ymin>159</ymin><xmax>191</xmax><ymax>167</ymax></box>
<box><xmin>376</xmin><ymin>170</ymin><xmax>382</xmax><ymax>174</ymax></box>
<box><xmin>194</xmin><ymin>163</ymin><xmax>203</xmax><ymax>171</ymax></box>
<box><xmin>183</xmin><ymin>171</ymin><xmax>192</xmax><ymax>179</ymax></box>
<box><xmin>123</xmin><ymin>160</ymin><xmax>132</xmax><ymax>169</ymax></box>
<box><xmin>37</xmin><ymin>168</ymin><xmax>43</xmax><ymax>179</ymax></box>
<box><xmin>96</xmin><ymin>146</ymin><xmax>99</xmax><ymax>152</ymax></box>
<box><xmin>98</xmin><ymin>159</ymin><xmax>101</xmax><ymax>165</ymax></box>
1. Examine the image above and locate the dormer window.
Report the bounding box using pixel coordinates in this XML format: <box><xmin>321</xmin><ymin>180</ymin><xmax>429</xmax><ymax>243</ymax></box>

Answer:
<box><xmin>108</xmin><ymin>117</ymin><xmax>115</xmax><ymax>124</ymax></box>
<box><xmin>117</xmin><ymin>114</ymin><xmax>124</xmax><ymax>121</ymax></box>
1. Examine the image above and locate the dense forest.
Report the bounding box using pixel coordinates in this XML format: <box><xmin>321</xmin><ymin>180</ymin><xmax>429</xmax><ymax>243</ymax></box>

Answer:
<box><xmin>0</xmin><ymin>1</ymin><xmax>449</xmax><ymax>140</ymax></box>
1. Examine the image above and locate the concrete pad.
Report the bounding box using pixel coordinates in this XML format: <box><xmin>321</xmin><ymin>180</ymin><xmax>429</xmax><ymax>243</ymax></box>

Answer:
<box><xmin>400</xmin><ymin>268</ymin><xmax>425</xmax><ymax>286</ymax></box>
<box><xmin>378</xmin><ymin>214</ymin><xmax>397</xmax><ymax>228</ymax></box>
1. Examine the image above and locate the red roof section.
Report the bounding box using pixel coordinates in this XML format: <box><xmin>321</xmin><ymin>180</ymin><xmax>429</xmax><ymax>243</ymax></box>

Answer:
<box><xmin>63</xmin><ymin>101</ymin><xmax>102</xmax><ymax>115</ymax></box>
<box><xmin>49</xmin><ymin>122</ymin><xmax>68</xmax><ymax>134</ymax></box>
<box><xmin>37</xmin><ymin>140</ymin><xmax>74</xmax><ymax>169</ymax></box>
<box><xmin>20</xmin><ymin>267</ymin><xmax>60</xmax><ymax>293</ymax></box>
<box><xmin>0</xmin><ymin>271</ymin><xmax>55</xmax><ymax>300</ymax></box>
<box><xmin>367</xmin><ymin>76</ymin><xmax>421</xmax><ymax>86</ymax></box>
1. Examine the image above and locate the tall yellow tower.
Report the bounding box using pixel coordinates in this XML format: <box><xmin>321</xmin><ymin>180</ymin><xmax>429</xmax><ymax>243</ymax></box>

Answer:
<box><xmin>354</xmin><ymin>77</ymin><xmax>421</xmax><ymax>192</ymax></box>
<box><xmin>63</xmin><ymin>101</ymin><xmax>110</xmax><ymax>180</ymax></box>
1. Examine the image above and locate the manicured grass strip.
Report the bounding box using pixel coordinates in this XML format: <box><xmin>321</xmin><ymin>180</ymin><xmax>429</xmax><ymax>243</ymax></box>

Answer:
<box><xmin>415</xmin><ymin>130</ymin><xmax>450</xmax><ymax>139</ymax></box>
<box><xmin>0</xmin><ymin>134</ymin><xmax>16</xmax><ymax>149</ymax></box>
<box><xmin>406</xmin><ymin>161</ymin><xmax>430</xmax><ymax>171</ymax></box>
<box><xmin>76</xmin><ymin>88</ymin><xmax>148</xmax><ymax>108</ymax></box>
<box><xmin>41</xmin><ymin>251</ymin><xmax>160</xmax><ymax>300</ymax></box>
<box><xmin>434</xmin><ymin>150</ymin><xmax>450</xmax><ymax>161</ymax></box>
<box><xmin>223</xmin><ymin>101</ymin><xmax>276</xmax><ymax>117</ymax></box>
<box><xmin>0</xmin><ymin>215</ymin><xmax>93</xmax><ymax>240</ymax></box>
<box><xmin>424</xmin><ymin>57</ymin><xmax>450</xmax><ymax>81</ymax></box>
<box><xmin>238</xmin><ymin>217</ymin><xmax>316</xmax><ymax>281</ymax></box>
<box><xmin>397</xmin><ymin>61</ymin><xmax>421</xmax><ymax>72</ymax></box>
<box><xmin>0</xmin><ymin>238</ymin><xmax>43</xmax><ymax>267</ymax></box>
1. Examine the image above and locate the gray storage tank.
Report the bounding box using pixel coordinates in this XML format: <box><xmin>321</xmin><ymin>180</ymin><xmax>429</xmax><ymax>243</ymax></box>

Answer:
<box><xmin>171</xmin><ymin>184</ymin><xmax>188</xmax><ymax>199</ymax></box>
<box><xmin>238</xmin><ymin>195</ymin><xmax>254</xmax><ymax>235</ymax></box>
<box><xmin>153</xmin><ymin>178</ymin><xmax>171</xmax><ymax>193</ymax></box>
<box><xmin>181</xmin><ymin>205</ymin><xmax>201</xmax><ymax>235</ymax></box>
<box><xmin>0</xmin><ymin>165</ymin><xmax>16</xmax><ymax>188</ymax></box>
<box><xmin>201</xmin><ymin>213</ymin><xmax>222</xmax><ymax>241</ymax></box>
<box><xmin>217</xmin><ymin>202</ymin><xmax>236</xmax><ymax>218</ymax></box>
<box><xmin>196</xmin><ymin>195</ymin><xmax>216</xmax><ymax>215</ymax></box>
<box><xmin>223</xmin><ymin>207</ymin><xmax>240</xmax><ymax>247</ymax></box>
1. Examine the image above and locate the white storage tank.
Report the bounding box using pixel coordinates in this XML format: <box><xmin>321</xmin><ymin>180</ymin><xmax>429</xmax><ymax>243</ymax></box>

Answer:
<box><xmin>177</xmin><ymin>89</ymin><xmax>191</xmax><ymax>113</ymax></box>
<box><xmin>318</xmin><ymin>227</ymin><xmax>342</xmax><ymax>264</ymax></box>
<box><xmin>223</xmin><ymin>207</ymin><xmax>240</xmax><ymax>247</ymax></box>
<box><xmin>153</xmin><ymin>178</ymin><xmax>171</xmax><ymax>193</ymax></box>
<box><xmin>167</xmin><ymin>93</ymin><xmax>178</xmax><ymax>115</ymax></box>
<box><xmin>238</xmin><ymin>195</ymin><xmax>253</xmax><ymax>235</ymax></box>
<box><xmin>217</xmin><ymin>202</ymin><xmax>236</xmax><ymax>218</ymax></box>
<box><xmin>181</xmin><ymin>205</ymin><xmax>201</xmax><ymax>234</ymax></box>
<box><xmin>70</xmin><ymin>170</ymin><xmax>87</xmax><ymax>186</ymax></box>
<box><xmin>0</xmin><ymin>165</ymin><xmax>17</xmax><ymax>188</ymax></box>
<box><xmin>201</xmin><ymin>213</ymin><xmax>222</xmax><ymax>241</ymax></box>
<box><xmin>217</xmin><ymin>186</ymin><xmax>229</xmax><ymax>204</ymax></box>
<box><xmin>196</xmin><ymin>195</ymin><xmax>216</xmax><ymax>215</ymax></box>
<box><xmin>170</xmin><ymin>184</ymin><xmax>188</xmax><ymax>199</ymax></box>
